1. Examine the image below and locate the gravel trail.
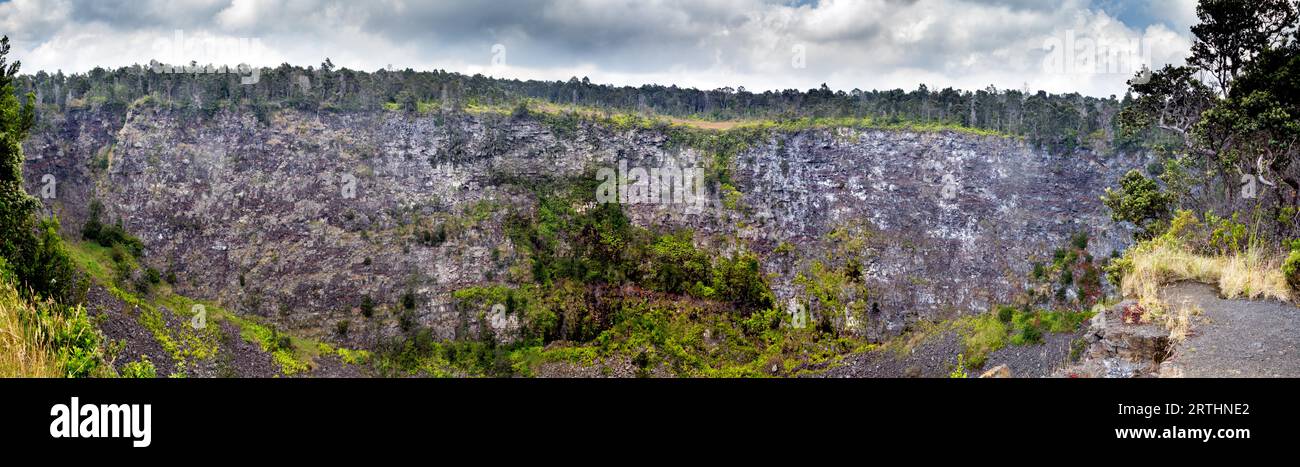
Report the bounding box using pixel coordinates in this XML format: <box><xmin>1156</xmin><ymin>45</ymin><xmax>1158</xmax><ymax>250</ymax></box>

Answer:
<box><xmin>1160</xmin><ymin>282</ymin><xmax>1300</xmax><ymax>378</ymax></box>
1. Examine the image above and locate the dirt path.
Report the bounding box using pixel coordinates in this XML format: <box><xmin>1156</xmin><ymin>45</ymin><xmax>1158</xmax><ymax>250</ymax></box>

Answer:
<box><xmin>1160</xmin><ymin>282</ymin><xmax>1300</xmax><ymax>378</ymax></box>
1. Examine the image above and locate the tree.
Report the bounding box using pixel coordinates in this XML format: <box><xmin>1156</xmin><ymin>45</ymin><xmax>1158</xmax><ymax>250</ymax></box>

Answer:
<box><xmin>1</xmin><ymin>38</ymin><xmax>42</xmax><ymax>289</ymax></box>
<box><xmin>1189</xmin><ymin>0</ymin><xmax>1298</xmax><ymax>97</ymax></box>
<box><xmin>711</xmin><ymin>252</ymin><xmax>775</xmax><ymax>312</ymax></box>
<box><xmin>1199</xmin><ymin>43</ymin><xmax>1300</xmax><ymax>214</ymax></box>
<box><xmin>648</xmin><ymin>231</ymin><xmax>711</xmax><ymax>295</ymax></box>
<box><xmin>1118</xmin><ymin>65</ymin><xmax>1215</xmax><ymax>148</ymax></box>
<box><xmin>0</xmin><ymin>37</ymin><xmax>81</xmax><ymax>302</ymax></box>
<box><xmin>1102</xmin><ymin>170</ymin><xmax>1172</xmax><ymax>239</ymax></box>
<box><xmin>1119</xmin><ymin>1</ymin><xmax>1300</xmax><ymax>232</ymax></box>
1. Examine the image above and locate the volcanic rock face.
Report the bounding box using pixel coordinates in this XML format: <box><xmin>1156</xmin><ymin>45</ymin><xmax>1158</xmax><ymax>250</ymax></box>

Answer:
<box><xmin>24</xmin><ymin>106</ymin><xmax>1143</xmax><ymax>346</ymax></box>
<box><xmin>720</xmin><ymin>129</ymin><xmax>1142</xmax><ymax>332</ymax></box>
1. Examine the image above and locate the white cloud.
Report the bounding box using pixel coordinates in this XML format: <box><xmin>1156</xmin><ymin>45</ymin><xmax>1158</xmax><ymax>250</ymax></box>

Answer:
<box><xmin>0</xmin><ymin>0</ymin><xmax>1194</xmax><ymax>97</ymax></box>
<box><xmin>215</xmin><ymin>0</ymin><xmax>262</xmax><ymax>30</ymax></box>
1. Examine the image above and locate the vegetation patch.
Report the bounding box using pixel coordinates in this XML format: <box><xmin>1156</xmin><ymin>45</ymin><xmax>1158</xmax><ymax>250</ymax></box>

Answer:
<box><xmin>957</xmin><ymin>306</ymin><xmax>1093</xmax><ymax>369</ymax></box>
<box><xmin>1284</xmin><ymin>240</ymin><xmax>1300</xmax><ymax>292</ymax></box>
<box><xmin>120</xmin><ymin>355</ymin><xmax>157</xmax><ymax>378</ymax></box>
<box><xmin>63</xmin><ymin>238</ymin><xmax>361</xmax><ymax>376</ymax></box>
<box><xmin>0</xmin><ymin>259</ymin><xmax>108</xmax><ymax>377</ymax></box>
<box><xmin>1109</xmin><ymin>210</ymin><xmax>1292</xmax><ymax>310</ymax></box>
<box><xmin>373</xmin><ymin>174</ymin><xmax>881</xmax><ymax>377</ymax></box>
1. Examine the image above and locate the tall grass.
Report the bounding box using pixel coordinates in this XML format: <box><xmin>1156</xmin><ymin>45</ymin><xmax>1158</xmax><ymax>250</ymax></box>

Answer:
<box><xmin>1113</xmin><ymin>210</ymin><xmax>1292</xmax><ymax>339</ymax></box>
<box><xmin>1121</xmin><ymin>241</ymin><xmax>1289</xmax><ymax>303</ymax></box>
<box><xmin>0</xmin><ymin>279</ymin><xmax>65</xmax><ymax>377</ymax></box>
<box><xmin>1120</xmin><ymin>236</ymin><xmax>1291</xmax><ymax>305</ymax></box>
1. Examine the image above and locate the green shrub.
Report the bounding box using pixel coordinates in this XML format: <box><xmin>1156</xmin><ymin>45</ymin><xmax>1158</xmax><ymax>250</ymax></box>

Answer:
<box><xmin>711</xmin><ymin>251</ymin><xmax>775</xmax><ymax>311</ymax></box>
<box><xmin>253</xmin><ymin>326</ymin><xmax>295</xmax><ymax>355</ymax></box>
<box><xmin>1205</xmin><ymin>212</ymin><xmax>1249</xmax><ymax>255</ymax></box>
<box><xmin>1071</xmin><ymin>231</ymin><xmax>1089</xmax><ymax>250</ymax></box>
<box><xmin>511</xmin><ymin>101</ymin><xmax>531</xmax><ymax>120</ymax></box>
<box><xmin>995</xmin><ymin>305</ymin><xmax>1015</xmax><ymax>323</ymax></box>
<box><xmin>648</xmin><ymin>231</ymin><xmax>711</xmax><ymax>295</ymax></box>
<box><xmin>1011</xmin><ymin>322</ymin><xmax>1043</xmax><ymax>346</ymax></box>
<box><xmin>130</xmin><ymin>265</ymin><xmax>161</xmax><ymax>294</ymax></box>
<box><xmin>1279</xmin><ymin>206</ymin><xmax>1297</xmax><ymax>225</ymax></box>
<box><xmin>27</xmin><ymin>218</ymin><xmax>81</xmax><ymax>303</ymax></box>
<box><xmin>398</xmin><ymin>309</ymin><xmax>416</xmax><ymax>333</ymax></box>
<box><xmin>82</xmin><ymin>201</ymin><xmax>145</xmax><ymax>258</ymax></box>
<box><xmin>949</xmin><ymin>354</ymin><xmax>969</xmax><ymax>378</ymax></box>
<box><xmin>1102</xmin><ymin>170</ymin><xmax>1171</xmax><ymax>240</ymax></box>
<box><xmin>42</xmin><ymin>300</ymin><xmax>105</xmax><ymax>377</ymax></box>
<box><xmin>133</xmin><ymin>275</ymin><xmax>152</xmax><ymax>295</ymax></box>
<box><xmin>1105</xmin><ymin>254</ymin><xmax>1133</xmax><ymax>287</ymax></box>
<box><xmin>360</xmin><ymin>295</ymin><xmax>375</xmax><ymax>318</ymax></box>
<box><xmin>80</xmin><ymin>214</ymin><xmax>102</xmax><ymax>243</ymax></box>
<box><xmin>336</xmin><ymin>319</ymin><xmax>351</xmax><ymax>336</ymax></box>
<box><xmin>741</xmin><ymin>307</ymin><xmax>782</xmax><ymax>336</ymax></box>
<box><xmin>960</xmin><ymin>315</ymin><xmax>1007</xmax><ymax>369</ymax></box>
<box><xmin>419</xmin><ymin>225</ymin><xmax>447</xmax><ymax>247</ymax></box>
<box><xmin>1023</xmin><ymin>324</ymin><xmax>1043</xmax><ymax>344</ymax></box>
<box><xmin>1284</xmin><ymin>246</ymin><xmax>1300</xmax><ymax>291</ymax></box>
<box><xmin>120</xmin><ymin>355</ymin><xmax>157</xmax><ymax>378</ymax></box>
<box><xmin>401</xmin><ymin>290</ymin><xmax>417</xmax><ymax>310</ymax></box>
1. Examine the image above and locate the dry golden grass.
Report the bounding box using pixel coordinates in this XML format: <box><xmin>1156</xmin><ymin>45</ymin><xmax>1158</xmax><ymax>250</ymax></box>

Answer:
<box><xmin>1120</xmin><ymin>240</ymin><xmax>1290</xmax><ymax>340</ymax></box>
<box><xmin>1122</xmin><ymin>241</ymin><xmax>1290</xmax><ymax>303</ymax></box>
<box><xmin>1163</xmin><ymin>298</ymin><xmax>1200</xmax><ymax>342</ymax></box>
<box><xmin>0</xmin><ymin>280</ymin><xmax>64</xmax><ymax>378</ymax></box>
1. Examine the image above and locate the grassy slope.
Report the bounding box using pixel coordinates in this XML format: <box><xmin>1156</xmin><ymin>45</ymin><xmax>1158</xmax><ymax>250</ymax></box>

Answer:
<box><xmin>63</xmin><ymin>238</ymin><xmax>369</xmax><ymax>376</ymax></box>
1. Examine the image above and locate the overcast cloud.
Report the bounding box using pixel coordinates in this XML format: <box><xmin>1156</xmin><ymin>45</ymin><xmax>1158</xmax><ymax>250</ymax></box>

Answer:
<box><xmin>0</xmin><ymin>0</ymin><xmax>1199</xmax><ymax>97</ymax></box>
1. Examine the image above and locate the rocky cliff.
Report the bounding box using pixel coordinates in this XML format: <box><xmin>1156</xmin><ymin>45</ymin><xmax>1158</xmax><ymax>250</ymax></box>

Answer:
<box><xmin>23</xmin><ymin>104</ymin><xmax>1145</xmax><ymax>348</ymax></box>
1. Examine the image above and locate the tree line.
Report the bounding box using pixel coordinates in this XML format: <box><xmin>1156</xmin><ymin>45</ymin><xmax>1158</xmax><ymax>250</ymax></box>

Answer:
<box><xmin>14</xmin><ymin>58</ymin><xmax>1147</xmax><ymax>153</ymax></box>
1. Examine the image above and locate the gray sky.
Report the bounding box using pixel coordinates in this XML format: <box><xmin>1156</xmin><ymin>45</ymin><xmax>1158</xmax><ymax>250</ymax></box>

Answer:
<box><xmin>0</xmin><ymin>0</ymin><xmax>1199</xmax><ymax>97</ymax></box>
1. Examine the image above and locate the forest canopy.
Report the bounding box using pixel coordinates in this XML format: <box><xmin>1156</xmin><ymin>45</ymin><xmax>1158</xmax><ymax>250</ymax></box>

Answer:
<box><xmin>15</xmin><ymin>60</ymin><xmax>1145</xmax><ymax>153</ymax></box>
